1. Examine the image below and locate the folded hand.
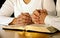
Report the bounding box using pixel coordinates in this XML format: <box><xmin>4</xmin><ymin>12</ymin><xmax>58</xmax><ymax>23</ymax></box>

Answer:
<box><xmin>16</xmin><ymin>13</ymin><xmax>33</xmax><ymax>25</ymax></box>
<box><xmin>31</xmin><ymin>9</ymin><xmax>48</xmax><ymax>24</ymax></box>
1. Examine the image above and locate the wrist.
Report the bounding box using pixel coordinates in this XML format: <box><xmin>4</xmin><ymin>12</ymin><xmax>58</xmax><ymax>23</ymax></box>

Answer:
<box><xmin>9</xmin><ymin>18</ymin><xmax>17</xmax><ymax>25</ymax></box>
<box><xmin>44</xmin><ymin>15</ymin><xmax>48</xmax><ymax>23</ymax></box>
<box><xmin>44</xmin><ymin>15</ymin><xmax>49</xmax><ymax>24</ymax></box>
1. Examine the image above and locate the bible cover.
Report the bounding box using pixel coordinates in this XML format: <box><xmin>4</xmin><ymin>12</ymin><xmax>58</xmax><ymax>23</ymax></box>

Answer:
<box><xmin>2</xmin><ymin>24</ymin><xmax>57</xmax><ymax>33</ymax></box>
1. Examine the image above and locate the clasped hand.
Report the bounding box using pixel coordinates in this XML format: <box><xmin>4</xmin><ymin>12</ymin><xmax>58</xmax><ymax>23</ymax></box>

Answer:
<box><xmin>10</xmin><ymin>9</ymin><xmax>48</xmax><ymax>25</ymax></box>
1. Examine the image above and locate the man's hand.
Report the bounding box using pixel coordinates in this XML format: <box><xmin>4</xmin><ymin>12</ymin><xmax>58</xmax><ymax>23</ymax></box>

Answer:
<box><xmin>9</xmin><ymin>13</ymin><xmax>33</xmax><ymax>25</ymax></box>
<box><xmin>31</xmin><ymin>9</ymin><xmax>48</xmax><ymax>24</ymax></box>
<box><xmin>9</xmin><ymin>18</ymin><xmax>17</xmax><ymax>25</ymax></box>
<box><xmin>16</xmin><ymin>13</ymin><xmax>33</xmax><ymax>25</ymax></box>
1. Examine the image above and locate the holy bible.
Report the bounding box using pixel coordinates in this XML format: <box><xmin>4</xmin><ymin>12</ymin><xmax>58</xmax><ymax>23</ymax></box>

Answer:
<box><xmin>2</xmin><ymin>24</ymin><xmax>57</xmax><ymax>33</ymax></box>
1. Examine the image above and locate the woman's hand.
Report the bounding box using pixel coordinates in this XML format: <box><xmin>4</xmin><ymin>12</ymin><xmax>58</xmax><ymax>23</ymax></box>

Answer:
<box><xmin>31</xmin><ymin>9</ymin><xmax>48</xmax><ymax>24</ymax></box>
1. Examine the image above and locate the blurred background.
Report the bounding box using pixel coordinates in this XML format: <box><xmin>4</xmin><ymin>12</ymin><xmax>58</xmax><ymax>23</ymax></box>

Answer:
<box><xmin>0</xmin><ymin>0</ymin><xmax>5</xmax><ymax>8</ymax></box>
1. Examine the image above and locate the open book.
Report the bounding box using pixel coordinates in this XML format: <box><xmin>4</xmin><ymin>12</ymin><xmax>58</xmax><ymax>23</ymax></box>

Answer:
<box><xmin>2</xmin><ymin>24</ymin><xmax>57</xmax><ymax>33</ymax></box>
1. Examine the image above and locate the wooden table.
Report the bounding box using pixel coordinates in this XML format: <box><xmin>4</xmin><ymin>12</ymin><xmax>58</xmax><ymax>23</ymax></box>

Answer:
<box><xmin>0</xmin><ymin>30</ymin><xmax>60</xmax><ymax>38</ymax></box>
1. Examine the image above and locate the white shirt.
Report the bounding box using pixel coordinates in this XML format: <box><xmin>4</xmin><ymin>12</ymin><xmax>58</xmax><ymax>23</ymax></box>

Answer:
<box><xmin>0</xmin><ymin>0</ymin><xmax>60</xmax><ymax>30</ymax></box>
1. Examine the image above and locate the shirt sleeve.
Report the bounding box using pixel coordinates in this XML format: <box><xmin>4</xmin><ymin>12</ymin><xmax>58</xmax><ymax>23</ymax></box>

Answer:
<box><xmin>56</xmin><ymin>0</ymin><xmax>60</xmax><ymax>16</ymax></box>
<box><xmin>44</xmin><ymin>15</ymin><xmax>60</xmax><ymax>31</ymax></box>
<box><xmin>43</xmin><ymin>0</ymin><xmax>56</xmax><ymax>16</ymax></box>
<box><xmin>0</xmin><ymin>0</ymin><xmax>14</xmax><ymax>25</ymax></box>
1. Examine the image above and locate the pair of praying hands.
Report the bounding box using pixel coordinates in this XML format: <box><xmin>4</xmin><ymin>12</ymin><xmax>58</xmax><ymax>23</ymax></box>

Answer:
<box><xmin>10</xmin><ymin>9</ymin><xmax>48</xmax><ymax>25</ymax></box>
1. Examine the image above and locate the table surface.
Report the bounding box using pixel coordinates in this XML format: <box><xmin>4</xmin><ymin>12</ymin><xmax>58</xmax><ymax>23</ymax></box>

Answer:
<box><xmin>0</xmin><ymin>30</ymin><xmax>60</xmax><ymax>38</ymax></box>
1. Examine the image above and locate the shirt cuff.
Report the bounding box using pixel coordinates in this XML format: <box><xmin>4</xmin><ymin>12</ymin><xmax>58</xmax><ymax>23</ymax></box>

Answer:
<box><xmin>0</xmin><ymin>16</ymin><xmax>14</xmax><ymax>25</ymax></box>
<box><xmin>44</xmin><ymin>15</ymin><xmax>54</xmax><ymax>25</ymax></box>
<box><xmin>44</xmin><ymin>15</ymin><xmax>60</xmax><ymax>31</ymax></box>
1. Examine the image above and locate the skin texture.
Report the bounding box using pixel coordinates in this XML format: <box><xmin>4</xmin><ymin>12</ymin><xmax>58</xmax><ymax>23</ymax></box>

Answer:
<box><xmin>9</xmin><ymin>18</ymin><xmax>17</xmax><ymax>25</ymax></box>
<box><xmin>16</xmin><ymin>13</ymin><xmax>33</xmax><ymax>25</ymax></box>
<box><xmin>10</xmin><ymin>9</ymin><xmax>48</xmax><ymax>25</ymax></box>
<box><xmin>31</xmin><ymin>9</ymin><xmax>48</xmax><ymax>24</ymax></box>
<box><xmin>10</xmin><ymin>13</ymin><xmax>33</xmax><ymax>25</ymax></box>
<box><xmin>23</xmin><ymin>0</ymin><xmax>31</xmax><ymax>4</ymax></box>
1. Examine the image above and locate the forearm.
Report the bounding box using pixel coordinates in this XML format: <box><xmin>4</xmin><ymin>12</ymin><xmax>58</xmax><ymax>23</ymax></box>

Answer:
<box><xmin>9</xmin><ymin>18</ymin><xmax>17</xmax><ymax>25</ymax></box>
<box><xmin>0</xmin><ymin>0</ymin><xmax>14</xmax><ymax>16</ymax></box>
<box><xmin>0</xmin><ymin>0</ymin><xmax>14</xmax><ymax>25</ymax></box>
<box><xmin>44</xmin><ymin>15</ymin><xmax>60</xmax><ymax>31</ymax></box>
<box><xmin>0</xmin><ymin>16</ymin><xmax>14</xmax><ymax>25</ymax></box>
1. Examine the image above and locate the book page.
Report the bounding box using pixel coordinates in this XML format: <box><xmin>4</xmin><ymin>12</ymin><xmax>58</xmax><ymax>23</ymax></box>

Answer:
<box><xmin>25</xmin><ymin>24</ymin><xmax>57</xmax><ymax>33</ymax></box>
